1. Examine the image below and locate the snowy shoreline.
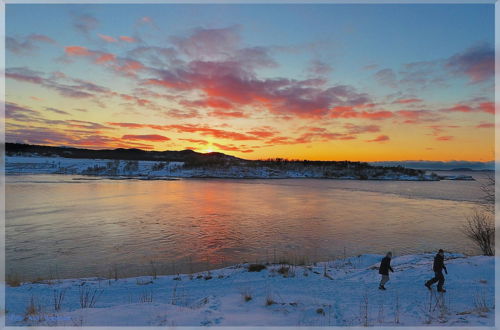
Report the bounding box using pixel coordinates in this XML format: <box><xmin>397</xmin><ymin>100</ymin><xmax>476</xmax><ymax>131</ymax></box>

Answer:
<box><xmin>5</xmin><ymin>253</ymin><xmax>494</xmax><ymax>326</ymax></box>
<box><xmin>5</xmin><ymin>155</ymin><xmax>454</xmax><ymax>181</ymax></box>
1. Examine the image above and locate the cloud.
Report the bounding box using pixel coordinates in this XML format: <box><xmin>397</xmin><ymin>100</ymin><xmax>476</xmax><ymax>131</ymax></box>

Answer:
<box><xmin>366</xmin><ymin>135</ymin><xmax>389</xmax><ymax>143</ymax></box>
<box><xmin>73</xmin><ymin>13</ymin><xmax>99</xmax><ymax>35</ymax></box>
<box><xmin>178</xmin><ymin>138</ymin><xmax>209</xmax><ymax>145</ymax></box>
<box><xmin>308</xmin><ymin>60</ymin><xmax>333</xmax><ymax>75</ymax></box>
<box><xmin>374</xmin><ymin>68</ymin><xmax>397</xmax><ymax>88</ymax></box>
<box><xmin>66</xmin><ymin>120</ymin><xmax>113</xmax><ymax>130</ymax></box>
<box><xmin>127</xmin><ymin>46</ymin><xmax>178</xmax><ymax>67</ymax></box>
<box><xmin>393</xmin><ymin>98</ymin><xmax>422</xmax><ymax>104</ymax></box>
<box><xmin>6</xmin><ymin>126</ymin><xmax>154</xmax><ymax>150</ymax></box>
<box><xmin>396</xmin><ymin>109</ymin><xmax>441</xmax><ymax>124</ymax></box>
<box><xmin>212</xmin><ymin>143</ymin><xmax>253</xmax><ymax>153</ymax></box>
<box><xmin>131</xmin><ymin>26</ymin><xmax>370</xmax><ymax>119</ymax></box>
<box><xmin>426</xmin><ymin>125</ymin><xmax>459</xmax><ymax>136</ymax></box>
<box><xmin>64</xmin><ymin>46</ymin><xmax>115</xmax><ymax>64</ymax></box>
<box><xmin>329</xmin><ymin>106</ymin><xmax>394</xmax><ymax>120</ymax></box>
<box><xmin>119</xmin><ymin>36</ymin><xmax>137</xmax><ymax>43</ymax></box>
<box><xmin>122</xmin><ymin>134</ymin><xmax>170</xmax><ymax>142</ymax></box>
<box><xmin>475</xmin><ymin>122</ymin><xmax>495</xmax><ymax>128</ymax></box>
<box><xmin>165</xmin><ymin>109</ymin><xmax>199</xmax><ymax>119</ymax></box>
<box><xmin>246</xmin><ymin>127</ymin><xmax>279</xmax><ymax>138</ymax></box>
<box><xmin>98</xmin><ymin>34</ymin><xmax>117</xmax><ymax>43</ymax></box>
<box><xmin>44</xmin><ymin>107</ymin><xmax>71</xmax><ymax>115</ymax></box>
<box><xmin>343</xmin><ymin>123</ymin><xmax>380</xmax><ymax>134</ymax></box>
<box><xmin>6</xmin><ymin>68</ymin><xmax>115</xmax><ymax>101</ymax></box>
<box><xmin>445</xmin><ymin>42</ymin><xmax>494</xmax><ymax>83</ymax></box>
<box><xmin>145</xmin><ymin>61</ymin><xmax>371</xmax><ymax>118</ymax></box>
<box><xmin>6</xmin><ymin>34</ymin><xmax>56</xmax><ymax>55</ymax></box>
<box><xmin>171</xmin><ymin>25</ymin><xmax>241</xmax><ymax>60</ymax></box>
<box><xmin>208</xmin><ymin>110</ymin><xmax>247</xmax><ymax>118</ymax></box>
<box><xmin>6</xmin><ymin>102</ymin><xmax>41</xmax><ymax>122</ymax></box>
<box><xmin>108</xmin><ymin>122</ymin><xmax>263</xmax><ymax>142</ymax></box>
<box><xmin>363</xmin><ymin>64</ymin><xmax>378</xmax><ymax>71</ymax></box>
<box><xmin>436</xmin><ymin>136</ymin><xmax>453</xmax><ymax>141</ymax></box>
<box><xmin>441</xmin><ymin>101</ymin><xmax>494</xmax><ymax>114</ymax></box>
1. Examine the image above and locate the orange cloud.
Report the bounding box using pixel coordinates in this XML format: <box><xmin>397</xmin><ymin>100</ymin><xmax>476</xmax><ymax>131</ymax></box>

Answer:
<box><xmin>436</xmin><ymin>136</ymin><xmax>453</xmax><ymax>141</ymax></box>
<box><xmin>179</xmin><ymin>138</ymin><xmax>209</xmax><ymax>145</ymax></box>
<box><xmin>366</xmin><ymin>135</ymin><xmax>389</xmax><ymax>143</ymax></box>
<box><xmin>209</xmin><ymin>110</ymin><xmax>247</xmax><ymax>118</ymax></box>
<box><xmin>213</xmin><ymin>143</ymin><xmax>254</xmax><ymax>153</ymax></box>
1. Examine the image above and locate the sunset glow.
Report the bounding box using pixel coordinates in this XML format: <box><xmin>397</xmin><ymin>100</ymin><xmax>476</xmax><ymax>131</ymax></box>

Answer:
<box><xmin>5</xmin><ymin>4</ymin><xmax>494</xmax><ymax>161</ymax></box>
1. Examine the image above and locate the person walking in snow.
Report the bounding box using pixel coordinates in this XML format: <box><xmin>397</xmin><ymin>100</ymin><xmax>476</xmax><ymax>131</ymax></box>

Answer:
<box><xmin>378</xmin><ymin>251</ymin><xmax>394</xmax><ymax>290</ymax></box>
<box><xmin>425</xmin><ymin>249</ymin><xmax>447</xmax><ymax>292</ymax></box>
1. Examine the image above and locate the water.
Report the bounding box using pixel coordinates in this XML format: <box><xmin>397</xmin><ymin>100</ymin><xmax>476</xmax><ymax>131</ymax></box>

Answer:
<box><xmin>5</xmin><ymin>172</ymin><xmax>490</xmax><ymax>280</ymax></box>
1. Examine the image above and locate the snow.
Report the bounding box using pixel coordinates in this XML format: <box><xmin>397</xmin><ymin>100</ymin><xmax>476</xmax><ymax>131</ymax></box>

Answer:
<box><xmin>4</xmin><ymin>253</ymin><xmax>494</xmax><ymax>326</ymax></box>
<box><xmin>5</xmin><ymin>155</ymin><xmax>439</xmax><ymax>181</ymax></box>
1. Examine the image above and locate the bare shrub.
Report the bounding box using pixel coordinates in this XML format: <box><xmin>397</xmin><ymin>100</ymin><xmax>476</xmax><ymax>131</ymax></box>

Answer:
<box><xmin>394</xmin><ymin>291</ymin><xmax>400</xmax><ymax>324</ymax></box>
<box><xmin>265</xmin><ymin>289</ymin><xmax>277</xmax><ymax>306</ymax></box>
<box><xmin>377</xmin><ymin>300</ymin><xmax>384</xmax><ymax>324</ymax></box>
<box><xmin>24</xmin><ymin>295</ymin><xmax>41</xmax><ymax>321</ymax></box>
<box><xmin>359</xmin><ymin>290</ymin><xmax>369</xmax><ymax>326</ymax></box>
<box><xmin>79</xmin><ymin>286</ymin><xmax>103</xmax><ymax>308</ymax></box>
<box><xmin>240</xmin><ymin>288</ymin><xmax>252</xmax><ymax>302</ymax></box>
<box><xmin>462</xmin><ymin>210</ymin><xmax>494</xmax><ymax>256</ymax></box>
<box><xmin>473</xmin><ymin>289</ymin><xmax>490</xmax><ymax>314</ymax></box>
<box><xmin>139</xmin><ymin>289</ymin><xmax>153</xmax><ymax>303</ymax></box>
<box><xmin>53</xmin><ymin>289</ymin><xmax>66</xmax><ymax>311</ymax></box>
<box><xmin>480</xmin><ymin>175</ymin><xmax>494</xmax><ymax>213</ymax></box>
<box><xmin>247</xmin><ymin>264</ymin><xmax>266</xmax><ymax>272</ymax></box>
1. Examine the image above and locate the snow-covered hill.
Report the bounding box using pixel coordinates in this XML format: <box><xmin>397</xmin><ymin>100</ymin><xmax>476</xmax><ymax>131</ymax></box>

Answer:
<box><xmin>4</xmin><ymin>253</ymin><xmax>494</xmax><ymax>326</ymax></box>
<box><xmin>5</xmin><ymin>155</ymin><xmax>439</xmax><ymax>180</ymax></box>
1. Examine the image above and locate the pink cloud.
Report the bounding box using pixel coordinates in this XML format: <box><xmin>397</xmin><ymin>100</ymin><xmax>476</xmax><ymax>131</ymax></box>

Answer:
<box><xmin>119</xmin><ymin>36</ymin><xmax>137</xmax><ymax>43</ymax></box>
<box><xmin>478</xmin><ymin>102</ymin><xmax>495</xmax><ymax>114</ymax></box>
<box><xmin>475</xmin><ymin>122</ymin><xmax>495</xmax><ymax>128</ymax></box>
<box><xmin>393</xmin><ymin>98</ymin><xmax>422</xmax><ymax>104</ymax></box>
<box><xmin>442</xmin><ymin>101</ymin><xmax>495</xmax><ymax>115</ymax></box>
<box><xmin>65</xmin><ymin>46</ymin><xmax>92</xmax><ymax>56</ymax></box>
<box><xmin>98</xmin><ymin>34</ymin><xmax>117</xmax><ymax>43</ymax></box>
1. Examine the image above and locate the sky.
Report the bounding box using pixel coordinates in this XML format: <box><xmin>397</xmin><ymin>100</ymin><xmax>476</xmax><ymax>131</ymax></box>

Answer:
<box><xmin>5</xmin><ymin>4</ymin><xmax>495</xmax><ymax>161</ymax></box>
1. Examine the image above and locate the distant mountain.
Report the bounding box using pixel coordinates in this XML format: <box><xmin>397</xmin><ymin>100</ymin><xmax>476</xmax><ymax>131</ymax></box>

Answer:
<box><xmin>5</xmin><ymin>143</ymin><xmax>241</xmax><ymax>165</ymax></box>
<box><xmin>370</xmin><ymin>161</ymin><xmax>495</xmax><ymax>171</ymax></box>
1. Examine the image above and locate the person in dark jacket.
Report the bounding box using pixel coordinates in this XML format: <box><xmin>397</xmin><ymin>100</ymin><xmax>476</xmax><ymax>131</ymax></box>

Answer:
<box><xmin>378</xmin><ymin>251</ymin><xmax>394</xmax><ymax>290</ymax></box>
<box><xmin>425</xmin><ymin>249</ymin><xmax>447</xmax><ymax>292</ymax></box>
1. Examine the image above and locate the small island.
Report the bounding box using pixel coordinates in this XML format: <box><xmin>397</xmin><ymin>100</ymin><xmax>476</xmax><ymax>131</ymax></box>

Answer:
<box><xmin>5</xmin><ymin>143</ymin><xmax>440</xmax><ymax>181</ymax></box>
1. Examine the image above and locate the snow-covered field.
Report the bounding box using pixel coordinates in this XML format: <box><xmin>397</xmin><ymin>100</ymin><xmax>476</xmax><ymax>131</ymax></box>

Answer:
<box><xmin>4</xmin><ymin>253</ymin><xmax>494</xmax><ymax>326</ymax></box>
<box><xmin>5</xmin><ymin>155</ymin><xmax>438</xmax><ymax>180</ymax></box>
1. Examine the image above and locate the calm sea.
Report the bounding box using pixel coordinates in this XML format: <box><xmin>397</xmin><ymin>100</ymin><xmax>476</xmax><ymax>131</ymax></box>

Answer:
<box><xmin>5</xmin><ymin>172</ymin><xmax>490</xmax><ymax>280</ymax></box>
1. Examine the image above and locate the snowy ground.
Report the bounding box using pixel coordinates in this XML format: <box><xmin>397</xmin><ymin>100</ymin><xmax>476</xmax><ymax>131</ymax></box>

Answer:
<box><xmin>5</xmin><ymin>155</ymin><xmax>438</xmax><ymax>180</ymax></box>
<box><xmin>3</xmin><ymin>253</ymin><xmax>494</xmax><ymax>326</ymax></box>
